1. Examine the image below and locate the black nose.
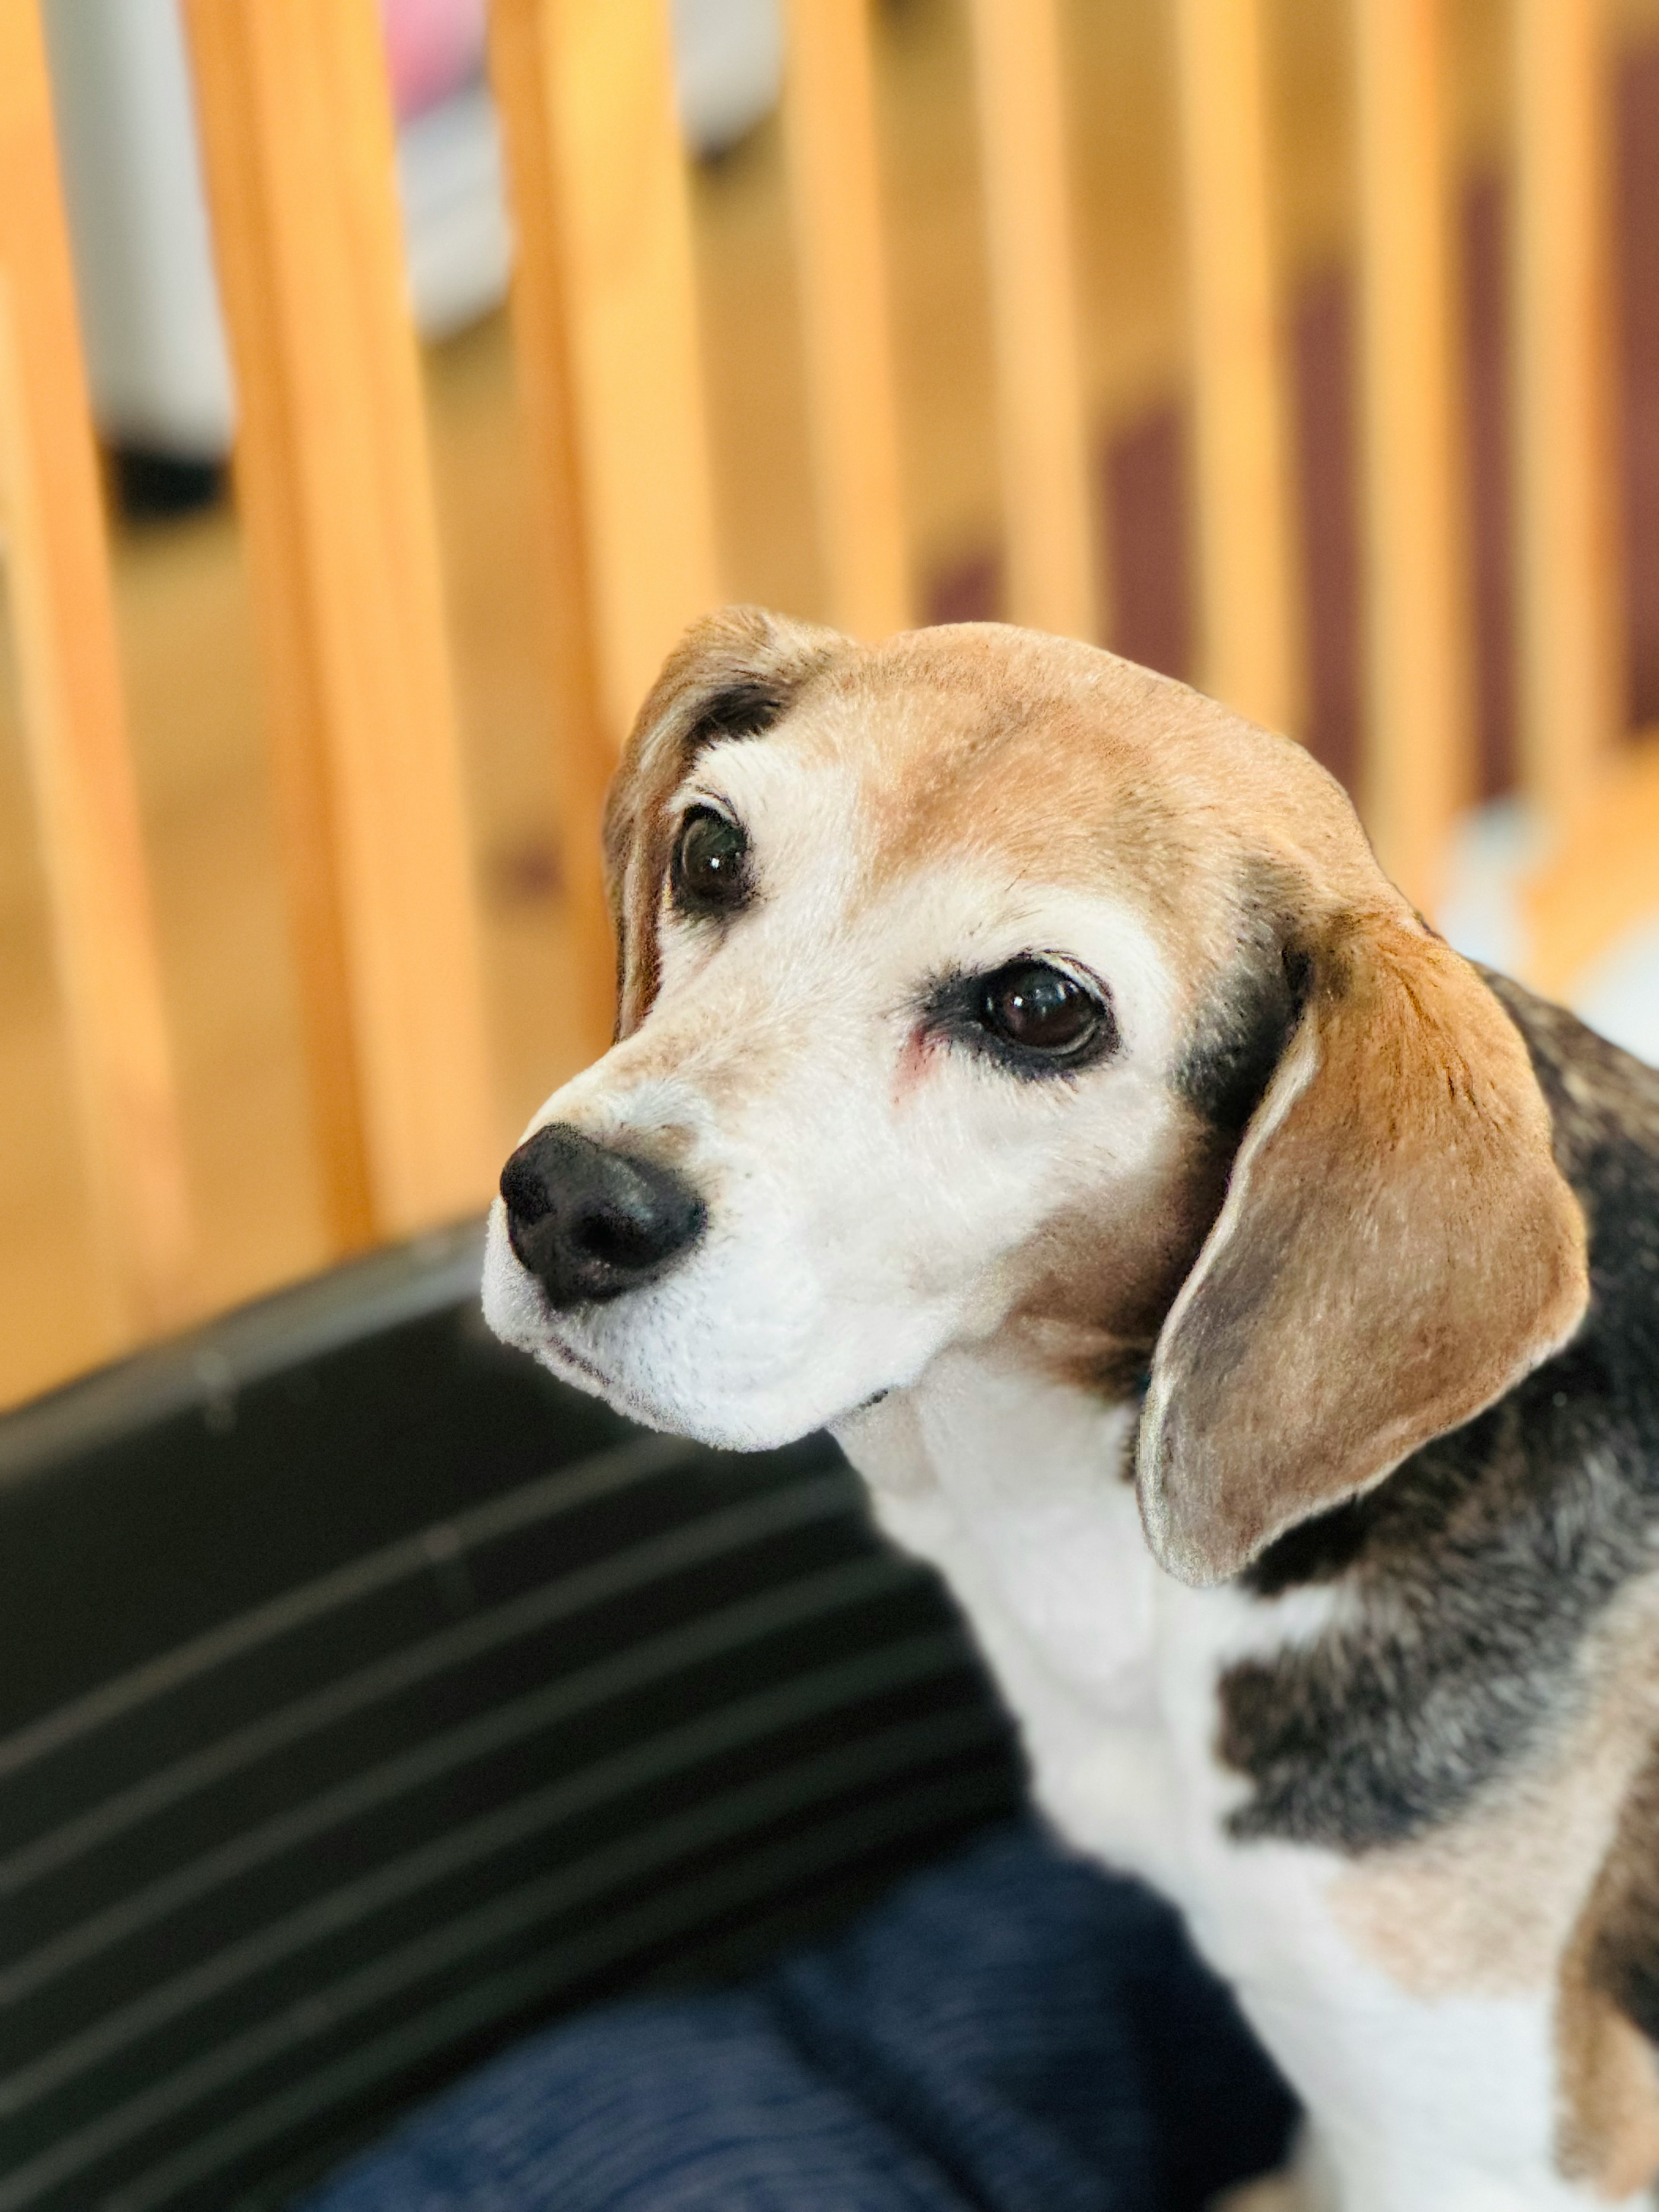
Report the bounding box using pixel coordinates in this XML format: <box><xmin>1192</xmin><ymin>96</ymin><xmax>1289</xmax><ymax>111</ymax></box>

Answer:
<box><xmin>500</xmin><ymin>1125</ymin><xmax>707</xmax><ymax>1309</ymax></box>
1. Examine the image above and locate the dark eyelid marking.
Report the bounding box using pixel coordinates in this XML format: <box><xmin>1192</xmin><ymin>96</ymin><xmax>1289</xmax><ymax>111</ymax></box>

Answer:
<box><xmin>916</xmin><ymin>957</ymin><xmax>1119</xmax><ymax>1081</ymax></box>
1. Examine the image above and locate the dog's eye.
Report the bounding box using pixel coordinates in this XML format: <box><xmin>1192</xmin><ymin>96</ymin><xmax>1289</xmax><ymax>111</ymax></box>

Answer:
<box><xmin>979</xmin><ymin>961</ymin><xmax>1109</xmax><ymax>1058</ymax></box>
<box><xmin>671</xmin><ymin>807</ymin><xmax>750</xmax><ymax>914</ymax></box>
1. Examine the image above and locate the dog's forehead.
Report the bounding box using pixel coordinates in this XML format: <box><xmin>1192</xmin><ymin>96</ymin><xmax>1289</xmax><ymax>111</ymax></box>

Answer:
<box><xmin>706</xmin><ymin>626</ymin><xmax>1334</xmax><ymax>971</ymax></box>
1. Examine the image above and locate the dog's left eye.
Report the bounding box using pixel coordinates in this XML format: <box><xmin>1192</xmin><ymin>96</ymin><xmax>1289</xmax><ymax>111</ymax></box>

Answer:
<box><xmin>672</xmin><ymin>807</ymin><xmax>751</xmax><ymax>914</ymax></box>
<box><xmin>979</xmin><ymin>960</ymin><xmax>1111</xmax><ymax>1059</ymax></box>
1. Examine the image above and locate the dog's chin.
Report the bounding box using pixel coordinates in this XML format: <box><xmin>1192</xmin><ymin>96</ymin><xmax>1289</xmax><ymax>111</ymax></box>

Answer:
<box><xmin>525</xmin><ymin>1335</ymin><xmax>827</xmax><ymax>1449</ymax></box>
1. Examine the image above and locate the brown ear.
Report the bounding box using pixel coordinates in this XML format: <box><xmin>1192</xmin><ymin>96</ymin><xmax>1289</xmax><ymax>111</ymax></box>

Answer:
<box><xmin>602</xmin><ymin>606</ymin><xmax>846</xmax><ymax>1037</ymax></box>
<box><xmin>1138</xmin><ymin>914</ymin><xmax>1589</xmax><ymax>1586</ymax></box>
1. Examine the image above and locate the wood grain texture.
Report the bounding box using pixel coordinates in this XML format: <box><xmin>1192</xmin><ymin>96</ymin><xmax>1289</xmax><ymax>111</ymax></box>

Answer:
<box><xmin>965</xmin><ymin>0</ymin><xmax>1096</xmax><ymax>641</ymax></box>
<box><xmin>184</xmin><ymin>0</ymin><xmax>495</xmax><ymax>1245</ymax></box>
<box><xmin>782</xmin><ymin>0</ymin><xmax>910</xmax><ymax>640</ymax></box>
<box><xmin>487</xmin><ymin>0</ymin><xmax>619</xmax><ymax>1063</ymax></box>
<box><xmin>0</xmin><ymin>0</ymin><xmax>191</xmax><ymax>1342</ymax></box>
<box><xmin>490</xmin><ymin>0</ymin><xmax>720</xmax><ymax>748</ymax></box>
<box><xmin>1175</xmin><ymin>0</ymin><xmax>1297</xmax><ymax>735</ymax></box>
<box><xmin>1513</xmin><ymin>0</ymin><xmax>1618</xmax><ymax>824</ymax></box>
<box><xmin>1353</xmin><ymin>0</ymin><xmax>1469</xmax><ymax>910</ymax></box>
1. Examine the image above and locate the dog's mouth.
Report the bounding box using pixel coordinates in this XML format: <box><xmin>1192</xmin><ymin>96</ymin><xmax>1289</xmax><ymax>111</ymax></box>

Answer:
<box><xmin>538</xmin><ymin>1328</ymin><xmax>612</xmax><ymax>1391</ymax></box>
<box><xmin>529</xmin><ymin>1319</ymin><xmax>662</xmax><ymax>1427</ymax></box>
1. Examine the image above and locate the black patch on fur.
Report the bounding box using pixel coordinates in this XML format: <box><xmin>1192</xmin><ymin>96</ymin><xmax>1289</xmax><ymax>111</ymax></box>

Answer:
<box><xmin>1216</xmin><ymin>976</ymin><xmax>1659</xmax><ymax>1854</ymax></box>
<box><xmin>685</xmin><ymin>680</ymin><xmax>790</xmax><ymax>756</ymax></box>
<box><xmin>1175</xmin><ymin>893</ymin><xmax>1308</xmax><ymax>1134</ymax></box>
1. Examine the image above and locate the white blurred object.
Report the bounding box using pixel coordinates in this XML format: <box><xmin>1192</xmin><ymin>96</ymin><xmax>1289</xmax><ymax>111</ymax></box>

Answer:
<box><xmin>1438</xmin><ymin>797</ymin><xmax>1659</xmax><ymax>1068</ymax></box>
<box><xmin>41</xmin><ymin>0</ymin><xmax>234</xmax><ymax>458</ymax></box>
<box><xmin>1434</xmin><ymin>798</ymin><xmax>1544</xmax><ymax>979</ymax></box>
<box><xmin>672</xmin><ymin>0</ymin><xmax>783</xmax><ymax>158</ymax></box>
<box><xmin>397</xmin><ymin>81</ymin><xmax>512</xmax><ymax>340</ymax></box>
<box><xmin>1571</xmin><ymin>918</ymin><xmax>1659</xmax><ymax>1067</ymax></box>
<box><xmin>41</xmin><ymin>0</ymin><xmax>510</xmax><ymax>462</ymax></box>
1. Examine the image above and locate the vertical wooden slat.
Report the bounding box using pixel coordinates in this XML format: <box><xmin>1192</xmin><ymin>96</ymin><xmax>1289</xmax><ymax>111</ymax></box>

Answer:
<box><xmin>0</xmin><ymin>0</ymin><xmax>191</xmax><ymax>1340</ymax></box>
<box><xmin>1175</xmin><ymin>0</ymin><xmax>1297</xmax><ymax>734</ymax></box>
<box><xmin>184</xmin><ymin>0</ymin><xmax>495</xmax><ymax>1245</ymax></box>
<box><xmin>486</xmin><ymin>0</ymin><xmax>616</xmax><ymax>1062</ymax></box>
<box><xmin>490</xmin><ymin>0</ymin><xmax>720</xmax><ymax>752</ymax></box>
<box><xmin>1353</xmin><ymin>0</ymin><xmax>1467</xmax><ymax>909</ymax></box>
<box><xmin>782</xmin><ymin>0</ymin><xmax>910</xmax><ymax>640</ymax></box>
<box><xmin>965</xmin><ymin>0</ymin><xmax>1096</xmax><ymax>640</ymax></box>
<box><xmin>1513</xmin><ymin>0</ymin><xmax>1616</xmax><ymax>826</ymax></box>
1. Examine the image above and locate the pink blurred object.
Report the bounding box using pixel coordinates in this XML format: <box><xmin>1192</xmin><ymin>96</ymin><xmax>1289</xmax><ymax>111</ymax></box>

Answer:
<box><xmin>380</xmin><ymin>0</ymin><xmax>486</xmax><ymax>122</ymax></box>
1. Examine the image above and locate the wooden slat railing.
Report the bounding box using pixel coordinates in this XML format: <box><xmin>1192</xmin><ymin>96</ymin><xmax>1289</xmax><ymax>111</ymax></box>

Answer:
<box><xmin>486</xmin><ymin>0</ymin><xmax>619</xmax><ymax>1063</ymax></box>
<box><xmin>490</xmin><ymin>0</ymin><xmax>719</xmax><ymax>754</ymax></box>
<box><xmin>0</xmin><ymin>0</ymin><xmax>191</xmax><ymax>1345</ymax></box>
<box><xmin>1175</xmin><ymin>0</ymin><xmax>1297</xmax><ymax>738</ymax></box>
<box><xmin>1513</xmin><ymin>0</ymin><xmax>1616</xmax><ymax>828</ymax></box>
<box><xmin>783</xmin><ymin>0</ymin><xmax>910</xmax><ymax>641</ymax></box>
<box><xmin>183</xmin><ymin>0</ymin><xmax>495</xmax><ymax>1249</ymax></box>
<box><xmin>965</xmin><ymin>0</ymin><xmax>1097</xmax><ymax>640</ymax></box>
<box><xmin>1352</xmin><ymin>0</ymin><xmax>1468</xmax><ymax>912</ymax></box>
<box><xmin>1516</xmin><ymin>0</ymin><xmax>1659</xmax><ymax>998</ymax></box>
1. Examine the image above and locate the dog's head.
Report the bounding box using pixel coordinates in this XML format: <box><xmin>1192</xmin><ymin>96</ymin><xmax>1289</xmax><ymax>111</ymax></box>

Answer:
<box><xmin>484</xmin><ymin>610</ymin><xmax>1588</xmax><ymax>1585</ymax></box>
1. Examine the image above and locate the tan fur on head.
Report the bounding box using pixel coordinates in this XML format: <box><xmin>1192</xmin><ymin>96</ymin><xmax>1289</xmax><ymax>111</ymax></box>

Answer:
<box><xmin>1138</xmin><ymin>907</ymin><xmax>1592</xmax><ymax>1586</ymax></box>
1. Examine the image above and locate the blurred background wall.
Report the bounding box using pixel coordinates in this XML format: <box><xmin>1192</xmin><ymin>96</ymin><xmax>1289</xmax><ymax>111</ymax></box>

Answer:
<box><xmin>0</xmin><ymin>0</ymin><xmax>1656</xmax><ymax>1409</ymax></box>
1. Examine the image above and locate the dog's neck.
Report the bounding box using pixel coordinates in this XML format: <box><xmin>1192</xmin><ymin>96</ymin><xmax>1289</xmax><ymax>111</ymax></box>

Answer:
<box><xmin>833</xmin><ymin>1331</ymin><xmax>1160</xmax><ymax>1715</ymax></box>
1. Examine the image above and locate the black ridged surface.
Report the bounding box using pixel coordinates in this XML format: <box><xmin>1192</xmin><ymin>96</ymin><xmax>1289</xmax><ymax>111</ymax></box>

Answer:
<box><xmin>0</xmin><ymin>1225</ymin><xmax>1022</xmax><ymax>2212</ymax></box>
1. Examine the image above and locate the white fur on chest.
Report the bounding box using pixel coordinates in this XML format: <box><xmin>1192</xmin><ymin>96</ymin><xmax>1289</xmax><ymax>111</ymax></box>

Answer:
<box><xmin>836</xmin><ymin>1348</ymin><xmax>1233</xmax><ymax>1889</ymax></box>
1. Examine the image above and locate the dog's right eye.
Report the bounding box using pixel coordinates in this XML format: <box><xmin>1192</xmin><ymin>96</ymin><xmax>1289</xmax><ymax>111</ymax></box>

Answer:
<box><xmin>671</xmin><ymin>807</ymin><xmax>751</xmax><ymax>915</ymax></box>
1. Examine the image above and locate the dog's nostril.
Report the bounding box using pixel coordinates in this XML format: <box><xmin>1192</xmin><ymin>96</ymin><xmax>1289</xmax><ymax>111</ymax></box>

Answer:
<box><xmin>499</xmin><ymin>1149</ymin><xmax>554</xmax><ymax>1229</ymax></box>
<box><xmin>572</xmin><ymin>1204</ymin><xmax>657</xmax><ymax>1269</ymax></box>
<box><xmin>500</xmin><ymin>1124</ymin><xmax>706</xmax><ymax>1309</ymax></box>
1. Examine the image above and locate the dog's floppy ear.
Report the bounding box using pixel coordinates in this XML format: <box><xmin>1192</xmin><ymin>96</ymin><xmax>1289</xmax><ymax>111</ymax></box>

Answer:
<box><xmin>1138</xmin><ymin>911</ymin><xmax>1589</xmax><ymax>1586</ymax></box>
<box><xmin>602</xmin><ymin>606</ymin><xmax>846</xmax><ymax>1037</ymax></box>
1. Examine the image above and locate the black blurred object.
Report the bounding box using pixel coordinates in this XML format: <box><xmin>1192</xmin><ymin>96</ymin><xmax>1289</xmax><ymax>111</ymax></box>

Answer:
<box><xmin>301</xmin><ymin>1818</ymin><xmax>1298</xmax><ymax>2212</ymax></box>
<box><xmin>0</xmin><ymin>1224</ymin><xmax>1024</xmax><ymax>2212</ymax></box>
<box><xmin>108</xmin><ymin>444</ymin><xmax>226</xmax><ymax>522</ymax></box>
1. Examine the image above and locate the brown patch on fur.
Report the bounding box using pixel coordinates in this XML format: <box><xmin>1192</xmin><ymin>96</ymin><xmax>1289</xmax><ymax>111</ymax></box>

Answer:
<box><xmin>1012</xmin><ymin>1113</ymin><xmax>1231</xmax><ymax>1393</ymax></box>
<box><xmin>1557</xmin><ymin>1729</ymin><xmax>1659</xmax><ymax>2194</ymax></box>
<box><xmin>1331</xmin><ymin>1580</ymin><xmax>1659</xmax><ymax>2002</ymax></box>
<box><xmin>843</xmin><ymin>626</ymin><xmax>1383</xmax><ymax>1006</ymax></box>
<box><xmin>1558</xmin><ymin>1985</ymin><xmax>1659</xmax><ymax>2197</ymax></box>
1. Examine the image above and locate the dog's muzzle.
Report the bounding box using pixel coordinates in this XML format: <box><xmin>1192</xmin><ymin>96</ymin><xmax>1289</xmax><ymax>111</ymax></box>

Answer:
<box><xmin>499</xmin><ymin>1125</ymin><xmax>707</xmax><ymax>1309</ymax></box>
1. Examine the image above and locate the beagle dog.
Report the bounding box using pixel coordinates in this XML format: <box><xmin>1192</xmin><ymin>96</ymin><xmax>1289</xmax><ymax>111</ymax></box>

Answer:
<box><xmin>483</xmin><ymin>609</ymin><xmax>1659</xmax><ymax>2212</ymax></box>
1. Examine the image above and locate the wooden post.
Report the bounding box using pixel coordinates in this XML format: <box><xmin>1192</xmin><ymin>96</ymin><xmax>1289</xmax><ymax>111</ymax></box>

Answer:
<box><xmin>1513</xmin><ymin>0</ymin><xmax>1616</xmax><ymax>827</ymax></box>
<box><xmin>489</xmin><ymin>0</ymin><xmax>720</xmax><ymax>754</ymax></box>
<box><xmin>782</xmin><ymin>0</ymin><xmax>910</xmax><ymax>640</ymax></box>
<box><xmin>0</xmin><ymin>0</ymin><xmax>192</xmax><ymax>1342</ymax></box>
<box><xmin>184</xmin><ymin>0</ymin><xmax>495</xmax><ymax>1246</ymax></box>
<box><xmin>486</xmin><ymin>0</ymin><xmax>619</xmax><ymax>1062</ymax></box>
<box><xmin>1352</xmin><ymin>0</ymin><xmax>1468</xmax><ymax>911</ymax></box>
<box><xmin>965</xmin><ymin>0</ymin><xmax>1097</xmax><ymax>641</ymax></box>
<box><xmin>1175</xmin><ymin>0</ymin><xmax>1297</xmax><ymax>735</ymax></box>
